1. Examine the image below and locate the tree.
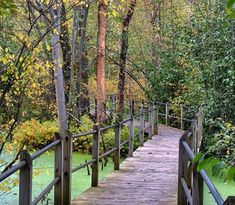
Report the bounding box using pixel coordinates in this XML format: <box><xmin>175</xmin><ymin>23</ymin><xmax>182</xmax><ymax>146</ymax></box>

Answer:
<box><xmin>96</xmin><ymin>0</ymin><xmax>108</xmax><ymax>124</ymax></box>
<box><xmin>50</xmin><ymin>0</ymin><xmax>68</xmax><ymax>137</ymax></box>
<box><xmin>117</xmin><ymin>0</ymin><xmax>137</xmax><ymax>121</ymax></box>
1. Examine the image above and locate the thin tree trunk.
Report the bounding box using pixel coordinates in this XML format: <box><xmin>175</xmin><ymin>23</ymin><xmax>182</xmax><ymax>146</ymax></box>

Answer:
<box><xmin>117</xmin><ymin>0</ymin><xmax>137</xmax><ymax>121</ymax></box>
<box><xmin>50</xmin><ymin>1</ymin><xmax>68</xmax><ymax>136</ymax></box>
<box><xmin>69</xmin><ymin>7</ymin><xmax>79</xmax><ymax>109</ymax></box>
<box><xmin>60</xmin><ymin>2</ymin><xmax>71</xmax><ymax>101</ymax></box>
<box><xmin>77</xmin><ymin>4</ymin><xmax>90</xmax><ymax>117</ymax></box>
<box><xmin>150</xmin><ymin>1</ymin><xmax>161</xmax><ymax>67</ymax></box>
<box><xmin>96</xmin><ymin>0</ymin><xmax>108</xmax><ymax>124</ymax></box>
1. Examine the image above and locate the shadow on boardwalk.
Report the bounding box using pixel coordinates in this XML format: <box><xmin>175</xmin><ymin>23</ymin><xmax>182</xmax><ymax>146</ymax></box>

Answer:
<box><xmin>72</xmin><ymin>125</ymin><xmax>184</xmax><ymax>205</ymax></box>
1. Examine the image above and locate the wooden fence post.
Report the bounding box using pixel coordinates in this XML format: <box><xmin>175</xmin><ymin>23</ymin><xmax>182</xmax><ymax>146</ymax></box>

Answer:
<box><xmin>54</xmin><ymin>133</ymin><xmax>63</xmax><ymax>205</ymax></box>
<box><xmin>92</xmin><ymin>125</ymin><xmax>100</xmax><ymax>187</ymax></box>
<box><xmin>140</xmin><ymin>102</ymin><xmax>145</xmax><ymax>146</ymax></box>
<box><xmin>19</xmin><ymin>150</ymin><xmax>32</xmax><ymax>205</ymax></box>
<box><xmin>180</xmin><ymin>104</ymin><xmax>184</xmax><ymax>130</ymax></box>
<box><xmin>192</xmin><ymin>163</ymin><xmax>201</xmax><ymax>205</ymax></box>
<box><xmin>63</xmin><ymin>131</ymin><xmax>72</xmax><ymax>205</ymax></box>
<box><xmin>129</xmin><ymin>100</ymin><xmax>134</xmax><ymax>157</ymax></box>
<box><xmin>166</xmin><ymin>103</ymin><xmax>169</xmax><ymax>126</ymax></box>
<box><xmin>148</xmin><ymin>104</ymin><xmax>152</xmax><ymax>140</ymax></box>
<box><xmin>152</xmin><ymin>104</ymin><xmax>159</xmax><ymax>135</ymax></box>
<box><xmin>114</xmin><ymin>123</ymin><xmax>121</xmax><ymax>170</ymax></box>
<box><xmin>177</xmin><ymin>133</ymin><xmax>188</xmax><ymax>205</ymax></box>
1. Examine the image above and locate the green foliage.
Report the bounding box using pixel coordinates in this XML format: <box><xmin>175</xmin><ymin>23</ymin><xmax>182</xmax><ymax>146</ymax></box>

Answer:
<box><xmin>227</xmin><ymin>0</ymin><xmax>235</xmax><ymax>17</ymax></box>
<box><xmin>0</xmin><ymin>0</ymin><xmax>17</xmax><ymax>17</ymax></box>
<box><xmin>71</xmin><ymin>115</ymin><xmax>94</xmax><ymax>152</ymax></box>
<box><xmin>194</xmin><ymin>118</ymin><xmax>235</xmax><ymax>182</ymax></box>
<box><xmin>204</xmin><ymin>118</ymin><xmax>235</xmax><ymax>166</ymax></box>
<box><xmin>12</xmin><ymin>119</ymin><xmax>58</xmax><ymax>150</ymax></box>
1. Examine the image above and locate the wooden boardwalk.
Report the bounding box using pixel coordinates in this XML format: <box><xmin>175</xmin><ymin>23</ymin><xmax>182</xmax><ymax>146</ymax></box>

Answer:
<box><xmin>72</xmin><ymin>125</ymin><xmax>184</xmax><ymax>205</ymax></box>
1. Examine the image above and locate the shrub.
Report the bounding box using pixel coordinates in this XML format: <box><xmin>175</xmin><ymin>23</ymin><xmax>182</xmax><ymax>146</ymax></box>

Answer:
<box><xmin>204</xmin><ymin>118</ymin><xmax>235</xmax><ymax>166</ymax></box>
<box><xmin>12</xmin><ymin>119</ymin><xmax>58</xmax><ymax>150</ymax></box>
<box><xmin>71</xmin><ymin>115</ymin><xmax>94</xmax><ymax>152</ymax></box>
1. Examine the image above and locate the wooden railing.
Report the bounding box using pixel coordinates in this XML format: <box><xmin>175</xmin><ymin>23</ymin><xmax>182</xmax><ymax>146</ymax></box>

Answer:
<box><xmin>177</xmin><ymin>108</ymin><xmax>235</xmax><ymax>205</ymax></box>
<box><xmin>0</xmin><ymin>100</ymin><xmax>159</xmax><ymax>205</ymax></box>
<box><xmin>1</xmin><ymin>99</ymin><xmax>226</xmax><ymax>205</ymax></box>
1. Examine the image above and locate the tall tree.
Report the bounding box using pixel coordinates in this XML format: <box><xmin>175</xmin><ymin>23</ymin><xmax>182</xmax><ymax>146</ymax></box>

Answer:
<box><xmin>96</xmin><ymin>0</ymin><xmax>108</xmax><ymax>124</ymax></box>
<box><xmin>77</xmin><ymin>3</ymin><xmax>90</xmax><ymax>117</ymax></box>
<box><xmin>50</xmin><ymin>0</ymin><xmax>68</xmax><ymax>136</ymax></box>
<box><xmin>117</xmin><ymin>0</ymin><xmax>137</xmax><ymax>120</ymax></box>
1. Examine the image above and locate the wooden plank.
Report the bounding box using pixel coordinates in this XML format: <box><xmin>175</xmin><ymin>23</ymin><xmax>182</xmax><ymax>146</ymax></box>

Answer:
<box><xmin>73</xmin><ymin>125</ymin><xmax>184</xmax><ymax>205</ymax></box>
<box><xmin>54</xmin><ymin>134</ymin><xmax>63</xmax><ymax>205</ymax></box>
<box><xmin>114</xmin><ymin>123</ymin><xmax>121</xmax><ymax>170</ymax></box>
<box><xmin>91</xmin><ymin>125</ymin><xmax>100</xmax><ymax>187</ymax></box>
<box><xmin>19</xmin><ymin>151</ymin><xmax>32</xmax><ymax>205</ymax></box>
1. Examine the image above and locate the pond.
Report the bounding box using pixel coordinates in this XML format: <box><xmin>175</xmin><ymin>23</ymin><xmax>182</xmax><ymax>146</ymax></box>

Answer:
<box><xmin>1</xmin><ymin>151</ymin><xmax>114</xmax><ymax>205</ymax></box>
<box><xmin>1</xmin><ymin>151</ymin><xmax>234</xmax><ymax>204</ymax></box>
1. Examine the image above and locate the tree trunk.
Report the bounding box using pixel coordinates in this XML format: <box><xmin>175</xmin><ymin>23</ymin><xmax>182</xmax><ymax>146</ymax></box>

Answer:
<box><xmin>117</xmin><ymin>0</ymin><xmax>137</xmax><ymax>121</ymax></box>
<box><xmin>60</xmin><ymin>2</ymin><xmax>71</xmax><ymax>102</ymax></box>
<box><xmin>96</xmin><ymin>0</ymin><xmax>108</xmax><ymax>124</ymax></box>
<box><xmin>77</xmin><ymin>4</ymin><xmax>90</xmax><ymax>117</ymax></box>
<box><xmin>150</xmin><ymin>1</ymin><xmax>161</xmax><ymax>67</ymax></box>
<box><xmin>69</xmin><ymin>6</ymin><xmax>79</xmax><ymax>110</ymax></box>
<box><xmin>50</xmin><ymin>1</ymin><xmax>68</xmax><ymax>136</ymax></box>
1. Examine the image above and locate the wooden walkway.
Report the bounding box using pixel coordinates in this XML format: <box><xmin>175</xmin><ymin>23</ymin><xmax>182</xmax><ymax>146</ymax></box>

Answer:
<box><xmin>72</xmin><ymin>125</ymin><xmax>184</xmax><ymax>205</ymax></box>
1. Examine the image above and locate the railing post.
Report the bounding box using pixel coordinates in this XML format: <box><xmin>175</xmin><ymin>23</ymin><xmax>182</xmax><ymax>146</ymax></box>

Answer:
<box><xmin>177</xmin><ymin>133</ymin><xmax>188</xmax><ymax>205</ymax></box>
<box><xmin>148</xmin><ymin>104</ymin><xmax>152</xmax><ymax>140</ymax></box>
<box><xmin>180</xmin><ymin>104</ymin><xmax>184</xmax><ymax>130</ymax></box>
<box><xmin>63</xmin><ymin>131</ymin><xmax>72</xmax><ymax>205</ymax></box>
<box><xmin>192</xmin><ymin>164</ymin><xmax>201</xmax><ymax>205</ymax></box>
<box><xmin>19</xmin><ymin>150</ymin><xmax>32</xmax><ymax>205</ymax></box>
<box><xmin>54</xmin><ymin>133</ymin><xmax>63</xmax><ymax>205</ymax></box>
<box><xmin>129</xmin><ymin>100</ymin><xmax>134</xmax><ymax>157</ymax></box>
<box><xmin>114</xmin><ymin>122</ymin><xmax>121</xmax><ymax>170</ymax></box>
<box><xmin>152</xmin><ymin>104</ymin><xmax>159</xmax><ymax>135</ymax></box>
<box><xmin>92</xmin><ymin>125</ymin><xmax>100</xmax><ymax>187</ymax></box>
<box><xmin>165</xmin><ymin>103</ymin><xmax>169</xmax><ymax>126</ymax></box>
<box><xmin>140</xmin><ymin>102</ymin><xmax>145</xmax><ymax>146</ymax></box>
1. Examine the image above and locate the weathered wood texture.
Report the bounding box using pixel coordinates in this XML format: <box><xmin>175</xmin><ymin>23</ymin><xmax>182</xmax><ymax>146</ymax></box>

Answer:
<box><xmin>72</xmin><ymin>125</ymin><xmax>184</xmax><ymax>205</ymax></box>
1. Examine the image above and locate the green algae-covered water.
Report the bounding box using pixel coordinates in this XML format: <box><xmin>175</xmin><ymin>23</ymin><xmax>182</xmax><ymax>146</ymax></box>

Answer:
<box><xmin>1</xmin><ymin>151</ymin><xmax>114</xmax><ymax>205</ymax></box>
<box><xmin>1</xmin><ymin>151</ymin><xmax>234</xmax><ymax>205</ymax></box>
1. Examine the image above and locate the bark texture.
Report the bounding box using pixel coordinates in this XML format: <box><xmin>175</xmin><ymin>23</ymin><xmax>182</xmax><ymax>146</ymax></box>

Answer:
<box><xmin>50</xmin><ymin>1</ymin><xmax>68</xmax><ymax>137</ymax></box>
<box><xmin>117</xmin><ymin>0</ymin><xmax>137</xmax><ymax>121</ymax></box>
<box><xmin>96</xmin><ymin>0</ymin><xmax>108</xmax><ymax>124</ymax></box>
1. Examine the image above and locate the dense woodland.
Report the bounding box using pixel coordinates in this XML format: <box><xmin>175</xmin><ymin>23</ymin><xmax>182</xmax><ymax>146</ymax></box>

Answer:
<box><xmin>0</xmin><ymin>0</ymin><xmax>235</xmax><ymax>194</ymax></box>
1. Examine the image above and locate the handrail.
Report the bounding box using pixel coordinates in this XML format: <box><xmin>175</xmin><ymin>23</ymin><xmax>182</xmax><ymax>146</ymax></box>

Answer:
<box><xmin>0</xmin><ymin>161</ymin><xmax>27</xmax><ymax>182</ymax></box>
<box><xmin>32</xmin><ymin>177</ymin><xmax>60</xmax><ymax>205</ymax></box>
<box><xmin>0</xmin><ymin>99</ymin><xmax>213</xmax><ymax>205</ymax></box>
<box><xmin>73</xmin><ymin>130</ymin><xmax>97</xmax><ymax>139</ymax></box>
<box><xmin>182</xmin><ymin>140</ymin><xmax>224</xmax><ymax>205</ymax></box>
<box><xmin>0</xmin><ymin>139</ymin><xmax>62</xmax><ymax>205</ymax></box>
<box><xmin>31</xmin><ymin>139</ymin><xmax>60</xmax><ymax>160</ymax></box>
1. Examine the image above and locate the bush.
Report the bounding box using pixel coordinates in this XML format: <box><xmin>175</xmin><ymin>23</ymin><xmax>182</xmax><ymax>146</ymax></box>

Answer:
<box><xmin>71</xmin><ymin>115</ymin><xmax>94</xmax><ymax>152</ymax></box>
<box><xmin>204</xmin><ymin>118</ymin><xmax>235</xmax><ymax>166</ymax></box>
<box><xmin>12</xmin><ymin>119</ymin><xmax>58</xmax><ymax>150</ymax></box>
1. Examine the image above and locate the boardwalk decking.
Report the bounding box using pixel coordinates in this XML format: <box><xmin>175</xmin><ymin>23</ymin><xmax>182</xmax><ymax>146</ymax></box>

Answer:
<box><xmin>72</xmin><ymin>125</ymin><xmax>184</xmax><ymax>205</ymax></box>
